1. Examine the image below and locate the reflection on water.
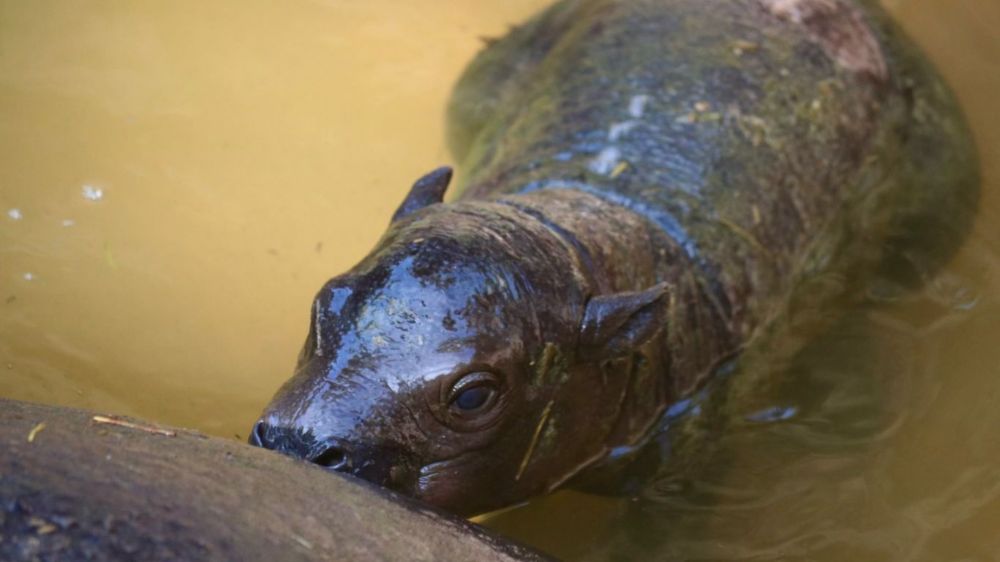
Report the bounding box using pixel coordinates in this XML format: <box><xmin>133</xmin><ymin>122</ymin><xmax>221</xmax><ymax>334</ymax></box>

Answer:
<box><xmin>1</xmin><ymin>0</ymin><xmax>998</xmax><ymax>560</ymax></box>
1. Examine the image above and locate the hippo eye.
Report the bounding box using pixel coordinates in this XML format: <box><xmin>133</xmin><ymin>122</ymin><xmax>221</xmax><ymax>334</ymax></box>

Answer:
<box><xmin>453</xmin><ymin>386</ymin><xmax>495</xmax><ymax>411</ymax></box>
<box><xmin>447</xmin><ymin>371</ymin><xmax>500</xmax><ymax>415</ymax></box>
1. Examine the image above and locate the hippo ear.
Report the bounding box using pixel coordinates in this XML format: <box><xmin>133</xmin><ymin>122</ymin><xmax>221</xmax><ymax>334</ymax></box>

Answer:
<box><xmin>391</xmin><ymin>166</ymin><xmax>453</xmax><ymax>223</ymax></box>
<box><xmin>578</xmin><ymin>283</ymin><xmax>670</xmax><ymax>362</ymax></box>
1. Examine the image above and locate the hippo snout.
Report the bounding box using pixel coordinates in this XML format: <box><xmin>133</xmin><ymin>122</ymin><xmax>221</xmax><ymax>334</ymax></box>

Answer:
<box><xmin>250</xmin><ymin>418</ymin><xmax>413</xmax><ymax>487</ymax></box>
<box><xmin>250</xmin><ymin>418</ymin><xmax>347</xmax><ymax>468</ymax></box>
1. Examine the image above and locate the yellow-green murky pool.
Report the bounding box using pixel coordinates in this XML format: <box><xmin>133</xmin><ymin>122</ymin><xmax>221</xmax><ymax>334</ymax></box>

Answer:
<box><xmin>1</xmin><ymin>1</ymin><xmax>998</xmax><ymax>559</ymax></box>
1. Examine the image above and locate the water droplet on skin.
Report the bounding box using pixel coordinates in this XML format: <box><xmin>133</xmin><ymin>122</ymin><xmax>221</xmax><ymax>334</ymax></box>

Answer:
<box><xmin>608</xmin><ymin>120</ymin><xmax>638</xmax><ymax>141</ymax></box>
<box><xmin>927</xmin><ymin>272</ymin><xmax>981</xmax><ymax>312</ymax></box>
<box><xmin>746</xmin><ymin>405</ymin><xmax>798</xmax><ymax>423</ymax></box>
<box><xmin>665</xmin><ymin>398</ymin><xmax>692</xmax><ymax>419</ymax></box>
<box><xmin>866</xmin><ymin>277</ymin><xmax>907</xmax><ymax>303</ymax></box>
<box><xmin>589</xmin><ymin>146</ymin><xmax>621</xmax><ymax>175</ymax></box>
<box><xmin>628</xmin><ymin>94</ymin><xmax>649</xmax><ymax>118</ymax></box>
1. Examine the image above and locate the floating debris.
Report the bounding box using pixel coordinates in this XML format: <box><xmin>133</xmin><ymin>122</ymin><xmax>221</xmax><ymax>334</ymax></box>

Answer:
<box><xmin>61</xmin><ymin>219</ymin><xmax>76</xmax><ymax>227</ymax></box>
<box><xmin>291</xmin><ymin>535</ymin><xmax>314</xmax><ymax>550</ymax></box>
<box><xmin>27</xmin><ymin>422</ymin><xmax>47</xmax><ymax>443</ymax></box>
<box><xmin>23</xmin><ymin>273</ymin><xmax>35</xmax><ymax>281</ymax></box>
<box><xmin>676</xmin><ymin>108</ymin><xmax>721</xmax><ymax>125</ymax></box>
<box><xmin>28</xmin><ymin>517</ymin><xmax>57</xmax><ymax>535</ymax></box>
<box><xmin>610</xmin><ymin>161</ymin><xmax>630</xmax><ymax>178</ymax></box>
<box><xmin>82</xmin><ymin>184</ymin><xmax>104</xmax><ymax>201</ymax></box>
<box><xmin>91</xmin><ymin>415</ymin><xmax>177</xmax><ymax>437</ymax></box>
<box><xmin>732</xmin><ymin>40</ymin><xmax>759</xmax><ymax>56</ymax></box>
<box><xmin>7</xmin><ymin>208</ymin><xmax>22</xmax><ymax>220</ymax></box>
<box><xmin>719</xmin><ymin>217</ymin><xmax>772</xmax><ymax>258</ymax></box>
<box><xmin>515</xmin><ymin>399</ymin><xmax>555</xmax><ymax>481</ymax></box>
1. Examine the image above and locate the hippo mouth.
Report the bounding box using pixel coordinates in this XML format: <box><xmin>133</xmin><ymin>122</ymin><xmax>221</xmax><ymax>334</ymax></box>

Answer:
<box><xmin>249</xmin><ymin>419</ymin><xmax>419</xmax><ymax>491</ymax></box>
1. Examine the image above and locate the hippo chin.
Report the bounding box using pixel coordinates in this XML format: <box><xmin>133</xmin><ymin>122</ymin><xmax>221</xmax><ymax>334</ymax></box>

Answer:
<box><xmin>252</xmin><ymin>0</ymin><xmax>978</xmax><ymax>516</ymax></box>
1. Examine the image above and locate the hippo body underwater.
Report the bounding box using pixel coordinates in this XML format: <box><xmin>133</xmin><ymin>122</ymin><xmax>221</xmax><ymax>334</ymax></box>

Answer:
<box><xmin>253</xmin><ymin>0</ymin><xmax>978</xmax><ymax>516</ymax></box>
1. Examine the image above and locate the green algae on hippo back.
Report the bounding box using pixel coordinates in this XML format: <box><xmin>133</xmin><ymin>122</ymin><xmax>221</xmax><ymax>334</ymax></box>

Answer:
<box><xmin>251</xmin><ymin>0</ymin><xmax>978</xmax><ymax>516</ymax></box>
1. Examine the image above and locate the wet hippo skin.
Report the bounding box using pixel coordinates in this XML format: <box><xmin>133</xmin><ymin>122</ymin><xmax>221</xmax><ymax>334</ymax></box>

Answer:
<box><xmin>0</xmin><ymin>399</ymin><xmax>549</xmax><ymax>562</ymax></box>
<box><xmin>253</xmin><ymin>0</ymin><xmax>978</xmax><ymax>516</ymax></box>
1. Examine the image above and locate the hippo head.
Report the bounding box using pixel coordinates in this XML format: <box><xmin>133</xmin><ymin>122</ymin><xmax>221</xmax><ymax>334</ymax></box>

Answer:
<box><xmin>252</xmin><ymin>168</ymin><xmax>668</xmax><ymax>515</ymax></box>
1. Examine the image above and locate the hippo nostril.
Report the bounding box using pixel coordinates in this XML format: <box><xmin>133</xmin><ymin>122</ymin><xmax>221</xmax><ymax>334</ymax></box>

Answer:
<box><xmin>312</xmin><ymin>446</ymin><xmax>349</xmax><ymax>471</ymax></box>
<box><xmin>249</xmin><ymin>420</ymin><xmax>268</xmax><ymax>448</ymax></box>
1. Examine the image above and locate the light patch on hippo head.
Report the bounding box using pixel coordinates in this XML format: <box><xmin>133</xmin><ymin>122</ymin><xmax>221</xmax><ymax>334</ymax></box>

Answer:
<box><xmin>758</xmin><ymin>0</ymin><xmax>888</xmax><ymax>82</ymax></box>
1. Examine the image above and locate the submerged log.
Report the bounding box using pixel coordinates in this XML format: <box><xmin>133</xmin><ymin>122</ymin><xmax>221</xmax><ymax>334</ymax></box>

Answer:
<box><xmin>0</xmin><ymin>399</ymin><xmax>548</xmax><ymax>562</ymax></box>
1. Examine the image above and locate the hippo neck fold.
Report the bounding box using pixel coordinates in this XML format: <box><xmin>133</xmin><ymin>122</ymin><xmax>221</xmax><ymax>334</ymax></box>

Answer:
<box><xmin>487</xmin><ymin>187</ymin><xmax>741</xmax><ymax>454</ymax></box>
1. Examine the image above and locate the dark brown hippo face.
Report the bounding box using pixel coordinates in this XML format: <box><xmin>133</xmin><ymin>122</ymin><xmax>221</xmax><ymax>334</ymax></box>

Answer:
<box><xmin>252</xmin><ymin>169</ymin><xmax>668</xmax><ymax>515</ymax></box>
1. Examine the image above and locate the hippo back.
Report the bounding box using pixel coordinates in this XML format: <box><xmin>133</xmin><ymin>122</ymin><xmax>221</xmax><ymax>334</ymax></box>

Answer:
<box><xmin>447</xmin><ymin>0</ymin><xmax>977</xmax><ymax>342</ymax></box>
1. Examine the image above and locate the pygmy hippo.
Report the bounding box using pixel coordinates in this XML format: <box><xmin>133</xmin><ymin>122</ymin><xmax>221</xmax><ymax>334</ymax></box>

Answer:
<box><xmin>251</xmin><ymin>0</ymin><xmax>978</xmax><ymax>516</ymax></box>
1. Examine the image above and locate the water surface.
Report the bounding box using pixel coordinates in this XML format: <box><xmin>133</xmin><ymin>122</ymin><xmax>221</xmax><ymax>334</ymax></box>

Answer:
<box><xmin>1</xmin><ymin>1</ymin><xmax>998</xmax><ymax>560</ymax></box>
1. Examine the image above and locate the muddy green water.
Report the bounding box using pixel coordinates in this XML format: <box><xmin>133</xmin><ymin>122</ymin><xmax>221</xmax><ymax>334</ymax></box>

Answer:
<box><xmin>1</xmin><ymin>1</ymin><xmax>998</xmax><ymax>560</ymax></box>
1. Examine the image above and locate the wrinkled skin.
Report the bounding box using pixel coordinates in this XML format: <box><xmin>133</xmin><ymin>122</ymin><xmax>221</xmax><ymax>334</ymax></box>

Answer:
<box><xmin>253</xmin><ymin>0</ymin><xmax>978</xmax><ymax>516</ymax></box>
